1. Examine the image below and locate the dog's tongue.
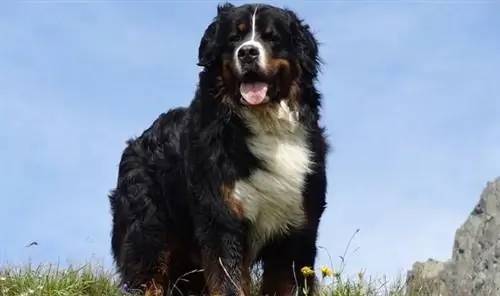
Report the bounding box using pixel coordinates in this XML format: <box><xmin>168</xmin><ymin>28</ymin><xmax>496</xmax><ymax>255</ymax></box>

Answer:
<box><xmin>240</xmin><ymin>82</ymin><xmax>268</xmax><ymax>105</ymax></box>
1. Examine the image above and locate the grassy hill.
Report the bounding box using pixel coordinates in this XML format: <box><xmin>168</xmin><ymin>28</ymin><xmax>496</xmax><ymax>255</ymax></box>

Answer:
<box><xmin>0</xmin><ymin>262</ymin><xmax>414</xmax><ymax>296</ymax></box>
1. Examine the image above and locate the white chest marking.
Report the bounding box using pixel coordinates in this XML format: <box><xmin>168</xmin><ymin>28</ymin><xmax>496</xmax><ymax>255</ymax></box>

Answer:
<box><xmin>234</xmin><ymin>102</ymin><xmax>313</xmax><ymax>256</ymax></box>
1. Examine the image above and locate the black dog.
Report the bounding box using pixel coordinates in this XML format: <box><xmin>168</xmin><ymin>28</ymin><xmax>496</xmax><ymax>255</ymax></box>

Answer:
<box><xmin>109</xmin><ymin>3</ymin><xmax>329</xmax><ymax>296</ymax></box>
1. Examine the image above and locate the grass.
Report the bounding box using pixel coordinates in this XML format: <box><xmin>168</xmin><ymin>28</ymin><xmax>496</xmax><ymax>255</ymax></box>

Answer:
<box><xmin>0</xmin><ymin>231</ymin><xmax>435</xmax><ymax>296</ymax></box>
<box><xmin>0</xmin><ymin>262</ymin><xmax>410</xmax><ymax>296</ymax></box>
<box><xmin>0</xmin><ymin>263</ymin><xmax>124</xmax><ymax>296</ymax></box>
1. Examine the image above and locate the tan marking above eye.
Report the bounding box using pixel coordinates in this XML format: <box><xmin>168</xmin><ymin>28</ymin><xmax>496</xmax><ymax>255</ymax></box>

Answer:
<box><xmin>238</xmin><ymin>23</ymin><xmax>247</xmax><ymax>32</ymax></box>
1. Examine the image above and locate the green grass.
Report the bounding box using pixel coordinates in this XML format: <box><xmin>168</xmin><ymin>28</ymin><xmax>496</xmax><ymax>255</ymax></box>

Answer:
<box><xmin>0</xmin><ymin>232</ymin><xmax>435</xmax><ymax>295</ymax></box>
<box><xmin>0</xmin><ymin>262</ymin><xmax>415</xmax><ymax>296</ymax></box>
<box><xmin>0</xmin><ymin>263</ymin><xmax>125</xmax><ymax>296</ymax></box>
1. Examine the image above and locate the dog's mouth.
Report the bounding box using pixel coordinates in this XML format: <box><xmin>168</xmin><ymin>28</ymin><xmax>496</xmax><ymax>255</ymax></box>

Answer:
<box><xmin>239</xmin><ymin>82</ymin><xmax>269</xmax><ymax>106</ymax></box>
<box><xmin>238</xmin><ymin>71</ymin><xmax>274</xmax><ymax>106</ymax></box>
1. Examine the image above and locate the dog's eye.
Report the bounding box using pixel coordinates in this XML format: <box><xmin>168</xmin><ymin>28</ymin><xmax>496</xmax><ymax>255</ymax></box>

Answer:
<box><xmin>261</xmin><ymin>32</ymin><xmax>280</xmax><ymax>43</ymax></box>
<box><xmin>228</xmin><ymin>34</ymin><xmax>242</xmax><ymax>43</ymax></box>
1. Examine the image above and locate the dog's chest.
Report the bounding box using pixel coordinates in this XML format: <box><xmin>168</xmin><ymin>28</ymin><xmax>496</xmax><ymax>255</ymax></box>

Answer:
<box><xmin>233</xmin><ymin>117</ymin><xmax>312</xmax><ymax>254</ymax></box>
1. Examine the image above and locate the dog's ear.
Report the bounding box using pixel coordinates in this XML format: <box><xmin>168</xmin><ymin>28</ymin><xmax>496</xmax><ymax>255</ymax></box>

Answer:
<box><xmin>286</xmin><ymin>9</ymin><xmax>321</xmax><ymax>78</ymax></box>
<box><xmin>197</xmin><ymin>3</ymin><xmax>235</xmax><ymax>67</ymax></box>
<box><xmin>217</xmin><ymin>2</ymin><xmax>235</xmax><ymax>14</ymax></box>
<box><xmin>197</xmin><ymin>20</ymin><xmax>218</xmax><ymax>67</ymax></box>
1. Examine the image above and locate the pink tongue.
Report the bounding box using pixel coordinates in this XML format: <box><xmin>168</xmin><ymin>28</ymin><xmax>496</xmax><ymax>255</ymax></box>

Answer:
<box><xmin>240</xmin><ymin>82</ymin><xmax>268</xmax><ymax>105</ymax></box>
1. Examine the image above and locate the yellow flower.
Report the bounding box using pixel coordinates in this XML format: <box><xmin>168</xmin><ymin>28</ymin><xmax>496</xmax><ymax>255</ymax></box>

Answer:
<box><xmin>320</xmin><ymin>265</ymin><xmax>334</xmax><ymax>278</ymax></box>
<box><xmin>300</xmin><ymin>266</ymin><xmax>314</xmax><ymax>277</ymax></box>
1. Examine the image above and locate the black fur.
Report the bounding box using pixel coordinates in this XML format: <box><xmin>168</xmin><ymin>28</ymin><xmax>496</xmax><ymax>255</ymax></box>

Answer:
<box><xmin>109</xmin><ymin>3</ymin><xmax>329</xmax><ymax>296</ymax></box>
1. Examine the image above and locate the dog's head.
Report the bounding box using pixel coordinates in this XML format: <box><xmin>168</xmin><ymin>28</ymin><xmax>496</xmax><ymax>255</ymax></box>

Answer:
<box><xmin>197</xmin><ymin>3</ymin><xmax>320</xmax><ymax>110</ymax></box>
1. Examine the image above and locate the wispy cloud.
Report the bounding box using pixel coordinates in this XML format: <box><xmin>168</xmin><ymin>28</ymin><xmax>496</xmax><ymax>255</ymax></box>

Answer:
<box><xmin>0</xmin><ymin>1</ymin><xmax>498</xmax><ymax>279</ymax></box>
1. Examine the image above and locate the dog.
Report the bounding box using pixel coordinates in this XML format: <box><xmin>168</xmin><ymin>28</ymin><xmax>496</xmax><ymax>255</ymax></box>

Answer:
<box><xmin>108</xmin><ymin>2</ymin><xmax>329</xmax><ymax>296</ymax></box>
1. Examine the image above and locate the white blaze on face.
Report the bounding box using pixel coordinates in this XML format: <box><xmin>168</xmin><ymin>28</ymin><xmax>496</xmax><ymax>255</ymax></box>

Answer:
<box><xmin>234</xmin><ymin>6</ymin><xmax>267</xmax><ymax>74</ymax></box>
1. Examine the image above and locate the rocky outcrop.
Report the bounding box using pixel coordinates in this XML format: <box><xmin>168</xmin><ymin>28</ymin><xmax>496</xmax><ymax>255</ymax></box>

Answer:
<box><xmin>406</xmin><ymin>177</ymin><xmax>500</xmax><ymax>296</ymax></box>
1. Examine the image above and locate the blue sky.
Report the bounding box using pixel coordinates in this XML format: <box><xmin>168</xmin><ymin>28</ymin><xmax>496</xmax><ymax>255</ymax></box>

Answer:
<box><xmin>1</xmin><ymin>1</ymin><xmax>499</xmax><ymax>280</ymax></box>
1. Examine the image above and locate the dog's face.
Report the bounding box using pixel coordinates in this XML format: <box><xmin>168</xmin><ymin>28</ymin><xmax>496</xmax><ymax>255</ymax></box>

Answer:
<box><xmin>198</xmin><ymin>3</ymin><xmax>320</xmax><ymax>108</ymax></box>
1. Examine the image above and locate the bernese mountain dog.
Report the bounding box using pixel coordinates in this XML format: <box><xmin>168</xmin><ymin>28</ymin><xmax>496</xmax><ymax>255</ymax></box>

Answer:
<box><xmin>108</xmin><ymin>2</ymin><xmax>329</xmax><ymax>296</ymax></box>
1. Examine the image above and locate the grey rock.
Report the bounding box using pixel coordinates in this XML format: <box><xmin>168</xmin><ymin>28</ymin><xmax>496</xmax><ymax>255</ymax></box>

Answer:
<box><xmin>406</xmin><ymin>177</ymin><xmax>500</xmax><ymax>296</ymax></box>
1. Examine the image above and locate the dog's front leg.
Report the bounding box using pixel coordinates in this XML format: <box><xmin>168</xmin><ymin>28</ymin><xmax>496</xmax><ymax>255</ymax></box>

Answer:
<box><xmin>189</xmin><ymin>180</ymin><xmax>250</xmax><ymax>296</ymax></box>
<box><xmin>198</xmin><ymin>230</ymin><xmax>250</xmax><ymax>296</ymax></box>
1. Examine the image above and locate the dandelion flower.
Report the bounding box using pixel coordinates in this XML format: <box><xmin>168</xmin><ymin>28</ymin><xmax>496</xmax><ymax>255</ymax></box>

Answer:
<box><xmin>320</xmin><ymin>265</ymin><xmax>334</xmax><ymax>278</ymax></box>
<box><xmin>300</xmin><ymin>266</ymin><xmax>314</xmax><ymax>277</ymax></box>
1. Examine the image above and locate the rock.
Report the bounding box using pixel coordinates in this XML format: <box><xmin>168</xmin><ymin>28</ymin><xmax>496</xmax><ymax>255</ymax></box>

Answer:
<box><xmin>406</xmin><ymin>259</ymin><xmax>450</xmax><ymax>295</ymax></box>
<box><xmin>406</xmin><ymin>177</ymin><xmax>500</xmax><ymax>296</ymax></box>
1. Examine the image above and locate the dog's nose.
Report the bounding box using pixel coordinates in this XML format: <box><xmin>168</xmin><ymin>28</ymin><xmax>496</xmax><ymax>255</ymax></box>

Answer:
<box><xmin>237</xmin><ymin>44</ymin><xmax>260</xmax><ymax>64</ymax></box>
